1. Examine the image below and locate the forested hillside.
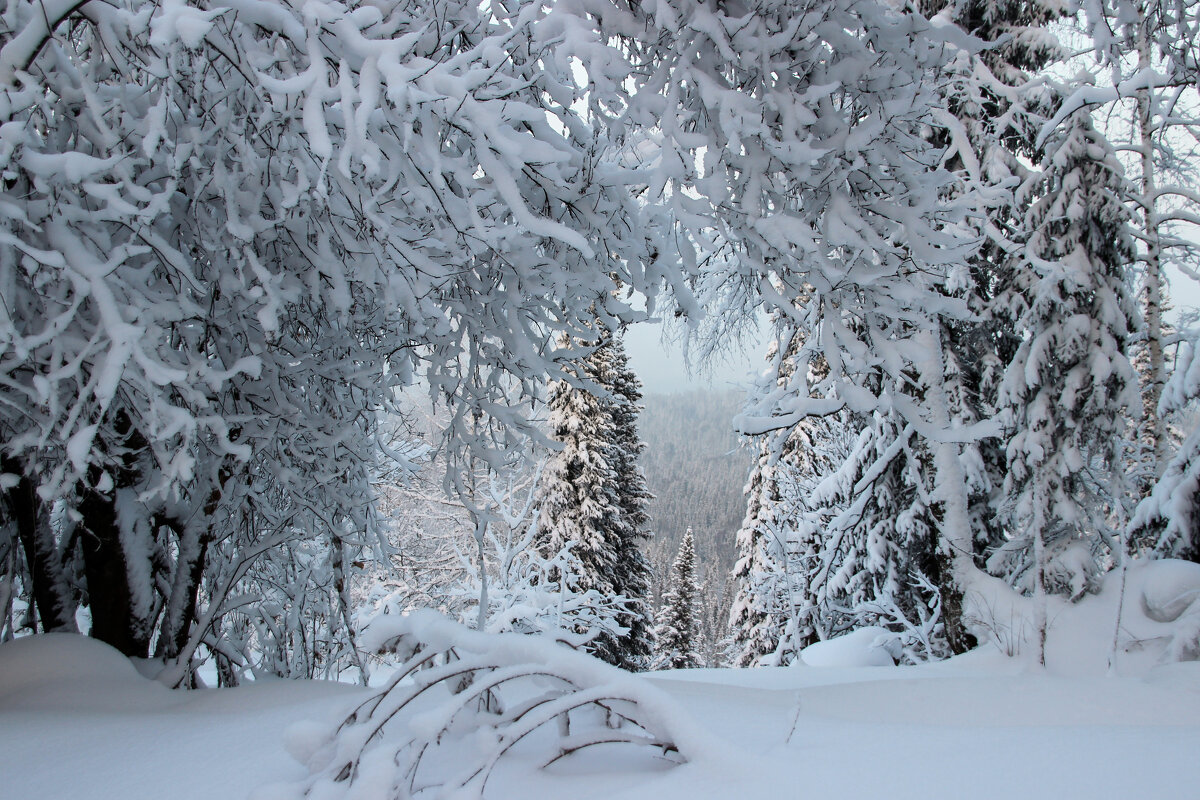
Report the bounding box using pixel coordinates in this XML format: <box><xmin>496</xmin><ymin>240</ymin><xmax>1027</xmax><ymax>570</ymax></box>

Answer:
<box><xmin>640</xmin><ymin>390</ymin><xmax>752</xmax><ymax>664</ymax></box>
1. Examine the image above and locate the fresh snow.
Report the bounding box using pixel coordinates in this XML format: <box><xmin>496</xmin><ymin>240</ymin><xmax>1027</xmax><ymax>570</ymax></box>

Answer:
<box><xmin>5</xmin><ymin>562</ymin><xmax>1200</xmax><ymax>800</ymax></box>
<box><xmin>0</xmin><ymin>634</ymin><xmax>366</xmax><ymax>800</ymax></box>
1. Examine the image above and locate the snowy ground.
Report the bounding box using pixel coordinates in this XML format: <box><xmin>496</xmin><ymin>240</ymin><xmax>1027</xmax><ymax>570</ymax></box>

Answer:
<box><xmin>5</xmin><ymin>562</ymin><xmax>1200</xmax><ymax>800</ymax></box>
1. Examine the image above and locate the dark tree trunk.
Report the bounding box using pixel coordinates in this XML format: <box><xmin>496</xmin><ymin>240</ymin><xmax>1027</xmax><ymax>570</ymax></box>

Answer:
<box><xmin>78</xmin><ymin>483</ymin><xmax>152</xmax><ymax>658</ymax></box>
<box><xmin>935</xmin><ymin>548</ymin><xmax>977</xmax><ymax>655</ymax></box>
<box><xmin>2</xmin><ymin>457</ymin><xmax>76</xmax><ymax>632</ymax></box>
<box><xmin>216</xmin><ymin>647</ymin><xmax>241</xmax><ymax>687</ymax></box>
<box><xmin>154</xmin><ymin>517</ymin><xmax>208</xmax><ymax>662</ymax></box>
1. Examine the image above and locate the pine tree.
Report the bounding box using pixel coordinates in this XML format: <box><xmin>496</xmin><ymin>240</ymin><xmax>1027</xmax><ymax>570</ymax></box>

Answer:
<box><xmin>918</xmin><ymin>0</ymin><xmax>1069</xmax><ymax>654</ymax></box>
<box><xmin>729</xmin><ymin>432</ymin><xmax>785</xmax><ymax>667</ymax></box>
<box><xmin>998</xmin><ymin>105</ymin><xmax>1139</xmax><ymax>664</ymax></box>
<box><xmin>535</xmin><ymin>328</ymin><xmax>654</xmax><ymax>669</ymax></box>
<box><xmin>653</xmin><ymin>528</ymin><xmax>702</xmax><ymax>670</ymax></box>
<box><xmin>600</xmin><ymin>332</ymin><xmax>657</xmax><ymax>671</ymax></box>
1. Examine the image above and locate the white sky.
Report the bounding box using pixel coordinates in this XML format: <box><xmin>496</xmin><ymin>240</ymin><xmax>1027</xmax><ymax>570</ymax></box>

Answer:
<box><xmin>624</xmin><ymin>318</ymin><xmax>765</xmax><ymax>396</ymax></box>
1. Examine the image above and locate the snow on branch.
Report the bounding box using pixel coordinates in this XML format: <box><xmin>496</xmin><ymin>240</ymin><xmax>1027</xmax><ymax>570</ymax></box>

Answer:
<box><xmin>271</xmin><ymin>610</ymin><xmax>693</xmax><ymax>799</ymax></box>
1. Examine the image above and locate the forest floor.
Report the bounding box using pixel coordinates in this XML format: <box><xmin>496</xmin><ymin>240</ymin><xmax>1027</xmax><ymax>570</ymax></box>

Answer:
<box><xmin>4</xmin><ymin>563</ymin><xmax>1200</xmax><ymax>800</ymax></box>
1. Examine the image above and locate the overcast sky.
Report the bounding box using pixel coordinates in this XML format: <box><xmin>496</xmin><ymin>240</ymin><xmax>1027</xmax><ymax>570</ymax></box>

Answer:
<box><xmin>624</xmin><ymin>317</ymin><xmax>766</xmax><ymax>396</ymax></box>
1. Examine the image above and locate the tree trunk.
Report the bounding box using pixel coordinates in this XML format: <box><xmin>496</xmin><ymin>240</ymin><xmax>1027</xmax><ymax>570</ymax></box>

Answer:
<box><xmin>1032</xmin><ymin>510</ymin><xmax>1048</xmax><ymax>668</ymax></box>
<box><xmin>934</xmin><ymin>547</ymin><xmax>977</xmax><ymax>654</ymax></box>
<box><xmin>78</xmin><ymin>483</ymin><xmax>151</xmax><ymax>658</ymax></box>
<box><xmin>154</xmin><ymin>516</ymin><xmax>208</xmax><ymax>662</ymax></box>
<box><xmin>2</xmin><ymin>457</ymin><xmax>76</xmax><ymax>632</ymax></box>
<box><xmin>922</xmin><ymin>329</ymin><xmax>981</xmax><ymax>654</ymax></box>
<box><xmin>1137</xmin><ymin>8</ymin><xmax>1167</xmax><ymax>480</ymax></box>
<box><xmin>332</xmin><ymin>532</ymin><xmax>369</xmax><ymax>686</ymax></box>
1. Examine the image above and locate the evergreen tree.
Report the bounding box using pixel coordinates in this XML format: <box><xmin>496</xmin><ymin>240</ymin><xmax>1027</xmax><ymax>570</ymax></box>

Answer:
<box><xmin>537</xmin><ymin>350</ymin><xmax>622</xmax><ymax>599</ymax></box>
<box><xmin>535</xmin><ymin>328</ymin><xmax>654</xmax><ymax>669</ymax></box>
<box><xmin>997</xmin><ymin>105</ymin><xmax>1139</xmax><ymax>664</ymax></box>
<box><xmin>806</xmin><ymin>410</ymin><xmax>940</xmax><ymax>649</ymax></box>
<box><xmin>730</xmin><ymin>407</ymin><xmax>849</xmax><ymax>667</ymax></box>
<box><xmin>918</xmin><ymin>0</ymin><xmax>1069</xmax><ymax>654</ymax></box>
<box><xmin>729</xmin><ymin>430</ymin><xmax>791</xmax><ymax>668</ymax></box>
<box><xmin>653</xmin><ymin>528</ymin><xmax>702</xmax><ymax>670</ymax></box>
<box><xmin>600</xmin><ymin>332</ymin><xmax>657</xmax><ymax>671</ymax></box>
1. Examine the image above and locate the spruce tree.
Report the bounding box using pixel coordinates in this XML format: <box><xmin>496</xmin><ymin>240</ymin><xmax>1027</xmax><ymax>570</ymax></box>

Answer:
<box><xmin>535</xmin><ymin>328</ymin><xmax>654</xmax><ymax>669</ymax></box>
<box><xmin>537</xmin><ymin>349</ymin><xmax>622</xmax><ymax>600</ymax></box>
<box><xmin>806</xmin><ymin>409</ymin><xmax>940</xmax><ymax>648</ymax></box>
<box><xmin>730</xmin><ymin>410</ymin><xmax>848</xmax><ymax>666</ymax></box>
<box><xmin>653</xmin><ymin>528</ymin><xmax>702</xmax><ymax>670</ymax></box>
<box><xmin>998</xmin><ymin>105</ymin><xmax>1139</xmax><ymax>664</ymax></box>
<box><xmin>919</xmin><ymin>0</ymin><xmax>1069</xmax><ymax>654</ymax></box>
<box><xmin>600</xmin><ymin>332</ymin><xmax>656</xmax><ymax>671</ymax></box>
<box><xmin>729</xmin><ymin>432</ymin><xmax>785</xmax><ymax>667</ymax></box>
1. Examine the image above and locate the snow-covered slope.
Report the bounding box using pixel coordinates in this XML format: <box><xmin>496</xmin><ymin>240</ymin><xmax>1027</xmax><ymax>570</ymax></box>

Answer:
<box><xmin>4</xmin><ymin>562</ymin><xmax>1200</xmax><ymax>800</ymax></box>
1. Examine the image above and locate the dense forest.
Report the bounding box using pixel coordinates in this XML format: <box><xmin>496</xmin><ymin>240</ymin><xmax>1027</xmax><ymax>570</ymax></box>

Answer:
<box><xmin>641</xmin><ymin>390</ymin><xmax>752</xmax><ymax>664</ymax></box>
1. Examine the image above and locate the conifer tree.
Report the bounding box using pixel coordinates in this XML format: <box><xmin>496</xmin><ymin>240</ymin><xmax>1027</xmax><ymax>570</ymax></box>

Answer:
<box><xmin>918</xmin><ymin>0</ymin><xmax>1069</xmax><ymax>654</ymax></box>
<box><xmin>729</xmin><ymin>431</ymin><xmax>791</xmax><ymax>667</ymax></box>
<box><xmin>730</xmin><ymin>408</ymin><xmax>849</xmax><ymax>666</ymax></box>
<box><xmin>997</xmin><ymin>105</ymin><xmax>1139</xmax><ymax>664</ymax></box>
<box><xmin>806</xmin><ymin>409</ymin><xmax>939</xmax><ymax>646</ymax></box>
<box><xmin>535</xmin><ymin>328</ymin><xmax>654</xmax><ymax>669</ymax></box>
<box><xmin>537</xmin><ymin>349</ymin><xmax>621</xmax><ymax>599</ymax></box>
<box><xmin>653</xmin><ymin>528</ymin><xmax>702</xmax><ymax>670</ymax></box>
<box><xmin>600</xmin><ymin>332</ymin><xmax>657</xmax><ymax>671</ymax></box>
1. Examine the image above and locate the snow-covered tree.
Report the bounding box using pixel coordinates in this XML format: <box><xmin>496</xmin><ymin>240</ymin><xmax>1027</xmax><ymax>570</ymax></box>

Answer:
<box><xmin>730</xmin><ymin>388</ymin><xmax>852</xmax><ymax>667</ymax></box>
<box><xmin>1071</xmin><ymin>0</ymin><xmax>1200</xmax><ymax>505</ymax></box>
<box><xmin>612</xmin><ymin>0</ymin><xmax>994</xmax><ymax>667</ymax></box>
<box><xmin>0</xmin><ymin>0</ymin><xmax>675</xmax><ymax>679</ymax></box>
<box><xmin>1130</xmin><ymin>337</ymin><xmax>1200</xmax><ymax>561</ymax></box>
<box><xmin>459</xmin><ymin>535</ymin><xmax>632</xmax><ymax>649</ymax></box>
<box><xmin>653</xmin><ymin>528</ymin><xmax>701</xmax><ymax>670</ymax></box>
<box><xmin>920</xmin><ymin>0</ymin><xmax>1068</xmax><ymax>651</ymax></box>
<box><xmin>997</xmin><ymin>104</ymin><xmax>1139</xmax><ymax>664</ymax></box>
<box><xmin>729</xmin><ymin>432</ymin><xmax>787</xmax><ymax>668</ymax></box>
<box><xmin>805</xmin><ymin>410</ymin><xmax>941</xmax><ymax>649</ymax></box>
<box><xmin>600</xmin><ymin>333</ymin><xmax>656</xmax><ymax>671</ymax></box>
<box><xmin>536</xmin><ymin>328</ymin><xmax>654</xmax><ymax>669</ymax></box>
<box><xmin>537</xmin><ymin>349</ymin><xmax>623</xmax><ymax>598</ymax></box>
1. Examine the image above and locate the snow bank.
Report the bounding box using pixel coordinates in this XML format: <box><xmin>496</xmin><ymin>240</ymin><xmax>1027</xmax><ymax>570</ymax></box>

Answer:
<box><xmin>0</xmin><ymin>632</ymin><xmax>168</xmax><ymax>712</ymax></box>
<box><xmin>954</xmin><ymin>558</ymin><xmax>1200</xmax><ymax>673</ymax></box>
<box><xmin>1140</xmin><ymin>559</ymin><xmax>1200</xmax><ymax>622</ymax></box>
<box><xmin>799</xmin><ymin>626</ymin><xmax>897</xmax><ymax>667</ymax></box>
<box><xmin>4</xmin><ymin>624</ymin><xmax>1200</xmax><ymax>800</ymax></box>
<box><xmin>0</xmin><ymin>633</ymin><xmax>138</xmax><ymax>692</ymax></box>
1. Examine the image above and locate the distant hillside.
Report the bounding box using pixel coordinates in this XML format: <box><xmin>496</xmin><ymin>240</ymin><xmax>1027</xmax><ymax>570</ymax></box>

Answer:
<box><xmin>637</xmin><ymin>389</ymin><xmax>753</xmax><ymax>663</ymax></box>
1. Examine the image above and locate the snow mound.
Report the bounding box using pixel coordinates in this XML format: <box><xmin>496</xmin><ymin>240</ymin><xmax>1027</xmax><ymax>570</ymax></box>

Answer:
<box><xmin>800</xmin><ymin>627</ymin><xmax>897</xmax><ymax>667</ymax></box>
<box><xmin>0</xmin><ymin>633</ymin><xmax>141</xmax><ymax>696</ymax></box>
<box><xmin>1140</xmin><ymin>559</ymin><xmax>1200</xmax><ymax>623</ymax></box>
<box><xmin>0</xmin><ymin>633</ymin><xmax>171</xmax><ymax>713</ymax></box>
